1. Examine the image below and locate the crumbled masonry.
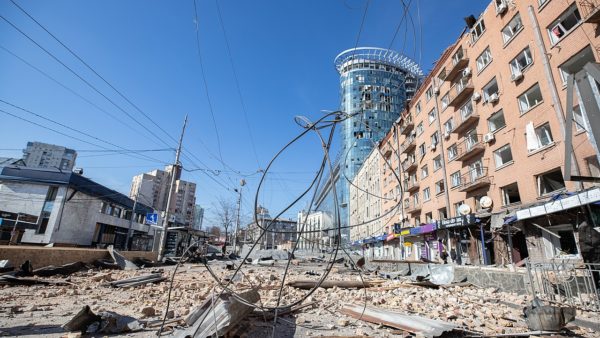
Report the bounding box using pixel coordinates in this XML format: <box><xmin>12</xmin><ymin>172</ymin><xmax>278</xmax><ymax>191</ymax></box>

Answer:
<box><xmin>0</xmin><ymin>258</ymin><xmax>598</xmax><ymax>337</ymax></box>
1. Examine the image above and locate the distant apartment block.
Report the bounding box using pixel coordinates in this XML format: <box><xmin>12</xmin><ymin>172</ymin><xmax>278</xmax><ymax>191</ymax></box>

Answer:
<box><xmin>130</xmin><ymin>165</ymin><xmax>196</xmax><ymax>227</ymax></box>
<box><xmin>22</xmin><ymin>141</ymin><xmax>77</xmax><ymax>171</ymax></box>
<box><xmin>193</xmin><ymin>205</ymin><xmax>204</xmax><ymax>231</ymax></box>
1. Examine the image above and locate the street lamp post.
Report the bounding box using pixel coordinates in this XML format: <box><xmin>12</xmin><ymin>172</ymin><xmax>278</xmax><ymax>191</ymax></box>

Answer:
<box><xmin>233</xmin><ymin>179</ymin><xmax>245</xmax><ymax>255</ymax></box>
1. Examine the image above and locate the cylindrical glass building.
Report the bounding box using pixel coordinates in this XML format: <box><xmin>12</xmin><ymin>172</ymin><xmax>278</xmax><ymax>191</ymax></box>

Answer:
<box><xmin>334</xmin><ymin>47</ymin><xmax>422</xmax><ymax>181</ymax></box>
<box><xmin>331</xmin><ymin>47</ymin><xmax>422</xmax><ymax>239</ymax></box>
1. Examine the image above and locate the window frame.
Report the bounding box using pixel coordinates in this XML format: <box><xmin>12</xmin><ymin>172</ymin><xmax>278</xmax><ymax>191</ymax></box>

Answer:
<box><xmin>510</xmin><ymin>47</ymin><xmax>534</xmax><ymax>76</ymax></box>
<box><xmin>494</xmin><ymin>144</ymin><xmax>514</xmax><ymax>169</ymax></box>
<box><xmin>450</xmin><ymin>171</ymin><xmax>462</xmax><ymax>188</ymax></box>
<box><xmin>476</xmin><ymin>47</ymin><xmax>493</xmax><ymax>73</ymax></box>
<box><xmin>518</xmin><ymin>83</ymin><xmax>544</xmax><ymax>114</ymax></box>
<box><xmin>488</xmin><ymin>109</ymin><xmax>506</xmax><ymax>133</ymax></box>
<box><xmin>502</xmin><ymin>13</ymin><xmax>524</xmax><ymax>45</ymax></box>
<box><xmin>421</xmin><ymin>165</ymin><xmax>429</xmax><ymax>178</ymax></box>
<box><xmin>423</xmin><ymin>187</ymin><xmax>431</xmax><ymax>201</ymax></box>
<box><xmin>433</xmin><ymin>155</ymin><xmax>442</xmax><ymax>172</ymax></box>
<box><xmin>471</xmin><ymin>18</ymin><xmax>486</xmax><ymax>43</ymax></box>
<box><xmin>428</xmin><ymin>108</ymin><xmax>437</xmax><ymax>124</ymax></box>
<box><xmin>547</xmin><ymin>4</ymin><xmax>582</xmax><ymax>45</ymax></box>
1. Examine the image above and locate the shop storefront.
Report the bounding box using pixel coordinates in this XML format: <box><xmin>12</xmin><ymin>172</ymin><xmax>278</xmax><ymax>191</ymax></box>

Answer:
<box><xmin>437</xmin><ymin>214</ymin><xmax>481</xmax><ymax>265</ymax></box>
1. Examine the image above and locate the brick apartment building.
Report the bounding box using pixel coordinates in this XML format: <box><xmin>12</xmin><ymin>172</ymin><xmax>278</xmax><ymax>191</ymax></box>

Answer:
<box><xmin>350</xmin><ymin>0</ymin><xmax>600</xmax><ymax>265</ymax></box>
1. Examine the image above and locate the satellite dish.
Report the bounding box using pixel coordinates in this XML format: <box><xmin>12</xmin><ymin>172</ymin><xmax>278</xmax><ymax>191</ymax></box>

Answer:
<box><xmin>458</xmin><ymin>204</ymin><xmax>472</xmax><ymax>216</ymax></box>
<box><xmin>480</xmin><ymin>196</ymin><xmax>493</xmax><ymax>209</ymax></box>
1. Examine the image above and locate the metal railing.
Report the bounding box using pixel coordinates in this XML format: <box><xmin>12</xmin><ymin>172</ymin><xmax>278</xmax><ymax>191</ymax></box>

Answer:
<box><xmin>526</xmin><ymin>258</ymin><xmax>600</xmax><ymax>312</ymax></box>
<box><xmin>455</xmin><ymin>134</ymin><xmax>484</xmax><ymax>160</ymax></box>
<box><xmin>578</xmin><ymin>0</ymin><xmax>600</xmax><ymax>21</ymax></box>
<box><xmin>459</xmin><ymin>167</ymin><xmax>490</xmax><ymax>191</ymax></box>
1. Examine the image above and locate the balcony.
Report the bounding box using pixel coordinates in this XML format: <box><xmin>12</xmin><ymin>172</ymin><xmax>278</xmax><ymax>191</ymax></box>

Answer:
<box><xmin>404</xmin><ymin>179</ymin><xmax>420</xmax><ymax>193</ymax></box>
<box><xmin>579</xmin><ymin>0</ymin><xmax>600</xmax><ymax>24</ymax></box>
<box><xmin>453</xmin><ymin>105</ymin><xmax>480</xmax><ymax>134</ymax></box>
<box><xmin>400</xmin><ymin>114</ymin><xmax>415</xmax><ymax>135</ymax></box>
<box><xmin>402</xmin><ymin>157</ymin><xmax>417</xmax><ymax>172</ymax></box>
<box><xmin>445</xmin><ymin>49</ymin><xmax>469</xmax><ymax>82</ymax></box>
<box><xmin>400</xmin><ymin>135</ymin><xmax>416</xmax><ymax>154</ymax></box>
<box><xmin>448</xmin><ymin>77</ymin><xmax>474</xmax><ymax>107</ymax></box>
<box><xmin>405</xmin><ymin>200</ymin><xmax>422</xmax><ymax>214</ymax></box>
<box><xmin>459</xmin><ymin>167</ymin><xmax>491</xmax><ymax>192</ymax></box>
<box><xmin>455</xmin><ymin>135</ymin><xmax>485</xmax><ymax>162</ymax></box>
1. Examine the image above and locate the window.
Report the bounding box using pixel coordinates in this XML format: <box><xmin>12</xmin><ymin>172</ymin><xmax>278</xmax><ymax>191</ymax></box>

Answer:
<box><xmin>527</xmin><ymin>122</ymin><xmax>554</xmax><ymax>151</ymax></box>
<box><xmin>416</xmin><ymin>122</ymin><xmax>424</xmax><ymax>136</ymax></box>
<box><xmin>537</xmin><ymin>169</ymin><xmax>566</xmax><ymax>195</ymax></box>
<box><xmin>441</xmin><ymin>93</ymin><xmax>449</xmax><ymax>110</ymax></box>
<box><xmin>465</xmin><ymin>129</ymin><xmax>479</xmax><ymax>150</ymax></box>
<box><xmin>435</xmin><ymin>180</ymin><xmax>445</xmax><ymax>195</ymax></box>
<box><xmin>559</xmin><ymin>46</ymin><xmax>595</xmax><ymax>84</ymax></box>
<box><xmin>423</xmin><ymin>187</ymin><xmax>431</xmax><ymax>201</ymax></box>
<box><xmin>548</xmin><ymin>5</ymin><xmax>581</xmax><ymax>44</ymax></box>
<box><xmin>419</xmin><ymin>143</ymin><xmax>426</xmax><ymax>157</ymax></box>
<box><xmin>453</xmin><ymin>202</ymin><xmax>464</xmax><ymax>217</ymax></box>
<box><xmin>438</xmin><ymin>67</ymin><xmax>447</xmax><ymax>81</ymax></box>
<box><xmin>494</xmin><ymin>144</ymin><xmax>513</xmax><ymax>168</ymax></box>
<box><xmin>471</xmin><ymin>18</ymin><xmax>486</xmax><ymax>43</ymax></box>
<box><xmin>425</xmin><ymin>212</ymin><xmax>433</xmax><ymax>223</ymax></box>
<box><xmin>518</xmin><ymin>84</ymin><xmax>543</xmax><ymax>113</ymax></box>
<box><xmin>573</xmin><ymin>105</ymin><xmax>586</xmax><ymax>132</ymax></box>
<box><xmin>483</xmin><ymin>78</ymin><xmax>499</xmax><ymax>103</ymax></box>
<box><xmin>488</xmin><ymin>110</ymin><xmax>506</xmax><ymax>132</ymax></box>
<box><xmin>438</xmin><ymin>208</ymin><xmax>447</xmax><ymax>220</ymax></box>
<box><xmin>413</xmin><ymin>192</ymin><xmax>420</xmax><ymax>205</ymax></box>
<box><xmin>428</xmin><ymin>108</ymin><xmax>437</xmax><ymax>124</ymax></box>
<box><xmin>538</xmin><ymin>0</ymin><xmax>549</xmax><ymax>7</ymax></box>
<box><xmin>501</xmin><ymin>182</ymin><xmax>521</xmax><ymax>205</ymax></box>
<box><xmin>430</xmin><ymin>131</ymin><xmax>439</xmax><ymax>146</ymax></box>
<box><xmin>426</xmin><ymin>86</ymin><xmax>433</xmax><ymax>101</ymax></box>
<box><xmin>450</xmin><ymin>171</ymin><xmax>462</xmax><ymax>188</ymax></box>
<box><xmin>447</xmin><ymin>144</ymin><xmax>458</xmax><ymax>160</ymax></box>
<box><xmin>452</xmin><ymin>47</ymin><xmax>465</xmax><ymax>66</ymax></box>
<box><xmin>415</xmin><ymin>102</ymin><xmax>422</xmax><ymax>116</ymax></box>
<box><xmin>586</xmin><ymin>156</ymin><xmax>600</xmax><ymax>177</ymax></box>
<box><xmin>502</xmin><ymin>13</ymin><xmax>523</xmax><ymax>44</ymax></box>
<box><xmin>510</xmin><ymin>47</ymin><xmax>533</xmax><ymax>76</ymax></box>
<box><xmin>421</xmin><ymin>165</ymin><xmax>429</xmax><ymax>178</ymax></box>
<box><xmin>476</xmin><ymin>47</ymin><xmax>492</xmax><ymax>72</ymax></box>
<box><xmin>444</xmin><ymin>118</ymin><xmax>454</xmax><ymax>134</ymax></box>
<box><xmin>433</xmin><ymin>155</ymin><xmax>442</xmax><ymax>171</ymax></box>
<box><xmin>459</xmin><ymin>100</ymin><xmax>474</xmax><ymax>121</ymax></box>
<box><xmin>542</xmin><ymin>225</ymin><xmax>579</xmax><ymax>258</ymax></box>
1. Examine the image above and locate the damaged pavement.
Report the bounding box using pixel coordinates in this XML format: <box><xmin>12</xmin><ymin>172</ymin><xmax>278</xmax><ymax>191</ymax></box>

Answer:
<box><xmin>0</xmin><ymin>249</ymin><xmax>599</xmax><ymax>337</ymax></box>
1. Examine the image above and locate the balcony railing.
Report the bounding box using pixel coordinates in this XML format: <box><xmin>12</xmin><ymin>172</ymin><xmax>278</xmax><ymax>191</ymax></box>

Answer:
<box><xmin>402</xmin><ymin>157</ymin><xmax>417</xmax><ymax>172</ymax></box>
<box><xmin>578</xmin><ymin>0</ymin><xmax>600</xmax><ymax>24</ymax></box>
<box><xmin>400</xmin><ymin>135</ymin><xmax>416</xmax><ymax>154</ymax></box>
<box><xmin>459</xmin><ymin>167</ymin><xmax>491</xmax><ymax>192</ymax></box>
<box><xmin>404</xmin><ymin>179</ymin><xmax>420</xmax><ymax>193</ymax></box>
<box><xmin>446</xmin><ymin>49</ymin><xmax>469</xmax><ymax>82</ymax></box>
<box><xmin>453</xmin><ymin>104</ymin><xmax>480</xmax><ymax>134</ymax></box>
<box><xmin>400</xmin><ymin>114</ymin><xmax>415</xmax><ymax>135</ymax></box>
<box><xmin>455</xmin><ymin>135</ymin><xmax>485</xmax><ymax>162</ymax></box>
<box><xmin>449</xmin><ymin>77</ymin><xmax>474</xmax><ymax>107</ymax></box>
<box><xmin>405</xmin><ymin>199</ymin><xmax>422</xmax><ymax>213</ymax></box>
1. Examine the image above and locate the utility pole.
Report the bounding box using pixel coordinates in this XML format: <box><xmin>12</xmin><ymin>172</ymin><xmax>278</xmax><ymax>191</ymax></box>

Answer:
<box><xmin>233</xmin><ymin>179</ymin><xmax>246</xmax><ymax>254</ymax></box>
<box><xmin>158</xmin><ymin>115</ymin><xmax>188</xmax><ymax>261</ymax></box>
<box><xmin>126</xmin><ymin>193</ymin><xmax>138</xmax><ymax>250</ymax></box>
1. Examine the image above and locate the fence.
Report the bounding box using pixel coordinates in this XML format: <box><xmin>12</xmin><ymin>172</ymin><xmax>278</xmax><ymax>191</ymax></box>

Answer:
<box><xmin>525</xmin><ymin>258</ymin><xmax>600</xmax><ymax>311</ymax></box>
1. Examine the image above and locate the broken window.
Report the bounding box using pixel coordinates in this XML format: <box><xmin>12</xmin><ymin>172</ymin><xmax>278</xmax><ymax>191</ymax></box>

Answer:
<box><xmin>471</xmin><ymin>18</ymin><xmax>486</xmax><ymax>43</ymax></box>
<box><xmin>548</xmin><ymin>4</ymin><xmax>581</xmax><ymax>44</ymax></box>
<box><xmin>494</xmin><ymin>144</ymin><xmax>513</xmax><ymax>168</ymax></box>
<box><xmin>502</xmin><ymin>13</ymin><xmax>523</xmax><ymax>44</ymax></box>
<box><xmin>476</xmin><ymin>47</ymin><xmax>492</xmax><ymax>72</ymax></box>
<box><xmin>488</xmin><ymin>109</ymin><xmax>506</xmax><ymax>133</ymax></box>
<box><xmin>435</xmin><ymin>179</ymin><xmax>445</xmax><ymax>195</ymax></box>
<box><xmin>526</xmin><ymin>122</ymin><xmax>554</xmax><ymax>152</ymax></box>
<box><xmin>518</xmin><ymin>84</ymin><xmax>543</xmax><ymax>113</ymax></box>
<box><xmin>510</xmin><ymin>47</ymin><xmax>533</xmax><ymax>76</ymax></box>
<box><xmin>428</xmin><ymin>108</ymin><xmax>437</xmax><ymax>124</ymax></box>
<box><xmin>483</xmin><ymin>77</ymin><xmax>499</xmax><ymax>103</ymax></box>
<box><xmin>501</xmin><ymin>182</ymin><xmax>521</xmax><ymax>205</ymax></box>
<box><xmin>537</xmin><ymin>168</ymin><xmax>566</xmax><ymax>196</ymax></box>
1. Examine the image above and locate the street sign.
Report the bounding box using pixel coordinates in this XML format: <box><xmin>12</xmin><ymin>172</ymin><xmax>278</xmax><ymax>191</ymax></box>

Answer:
<box><xmin>146</xmin><ymin>213</ymin><xmax>158</xmax><ymax>225</ymax></box>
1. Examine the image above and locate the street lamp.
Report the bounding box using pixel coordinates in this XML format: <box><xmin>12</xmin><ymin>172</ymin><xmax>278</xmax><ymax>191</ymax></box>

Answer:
<box><xmin>233</xmin><ymin>179</ymin><xmax>245</xmax><ymax>254</ymax></box>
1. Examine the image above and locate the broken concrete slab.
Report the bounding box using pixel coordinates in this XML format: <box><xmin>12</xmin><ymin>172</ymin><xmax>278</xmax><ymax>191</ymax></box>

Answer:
<box><xmin>109</xmin><ymin>273</ymin><xmax>166</xmax><ymax>288</ymax></box>
<box><xmin>287</xmin><ymin>280</ymin><xmax>383</xmax><ymax>289</ymax></box>
<box><xmin>33</xmin><ymin>261</ymin><xmax>86</xmax><ymax>277</ymax></box>
<box><xmin>63</xmin><ymin>305</ymin><xmax>143</xmax><ymax>334</ymax></box>
<box><xmin>179</xmin><ymin>288</ymin><xmax>260</xmax><ymax>337</ymax></box>
<box><xmin>339</xmin><ymin>304</ymin><xmax>458</xmax><ymax>338</ymax></box>
<box><xmin>0</xmin><ymin>275</ymin><xmax>70</xmax><ymax>286</ymax></box>
<box><xmin>107</xmin><ymin>245</ymin><xmax>139</xmax><ymax>270</ymax></box>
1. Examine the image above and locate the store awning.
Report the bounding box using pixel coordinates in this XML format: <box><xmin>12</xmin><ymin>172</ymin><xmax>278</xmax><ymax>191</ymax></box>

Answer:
<box><xmin>516</xmin><ymin>187</ymin><xmax>600</xmax><ymax>221</ymax></box>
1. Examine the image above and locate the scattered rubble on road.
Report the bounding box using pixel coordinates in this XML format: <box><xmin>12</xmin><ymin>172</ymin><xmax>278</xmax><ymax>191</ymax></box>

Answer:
<box><xmin>0</xmin><ymin>257</ymin><xmax>598</xmax><ymax>337</ymax></box>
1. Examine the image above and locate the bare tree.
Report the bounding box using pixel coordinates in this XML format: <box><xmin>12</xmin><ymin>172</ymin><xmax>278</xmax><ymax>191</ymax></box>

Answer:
<box><xmin>207</xmin><ymin>225</ymin><xmax>221</xmax><ymax>237</ymax></box>
<box><xmin>212</xmin><ymin>197</ymin><xmax>236</xmax><ymax>248</ymax></box>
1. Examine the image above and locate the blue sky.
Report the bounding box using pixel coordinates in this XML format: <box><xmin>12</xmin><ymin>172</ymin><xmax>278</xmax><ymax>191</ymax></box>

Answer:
<box><xmin>0</xmin><ymin>0</ymin><xmax>488</xmax><ymax>225</ymax></box>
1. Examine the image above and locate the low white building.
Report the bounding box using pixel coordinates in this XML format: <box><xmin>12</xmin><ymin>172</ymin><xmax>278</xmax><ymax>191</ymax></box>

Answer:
<box><xmin>0</xmin><ymin>165</ymin><xmax>157</xmax><ymax>250</ymax></box>
<box><xmin>297</xmin><ymin>210</ymin><xmax>333</xmax><ymax>252</ymax></box>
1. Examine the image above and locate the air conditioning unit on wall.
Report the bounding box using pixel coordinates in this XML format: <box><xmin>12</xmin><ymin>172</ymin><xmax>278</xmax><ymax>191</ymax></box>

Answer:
<box><xmin>511</xmin><ymin>70</ymin><xmax>523</xmax><ymax>82</ymax></box>
<box><xmin>496</xmin><ymin>2</ymin><xmax>508</xmax><ymax>15</ymax></box>
<box><xmin>488</xmin><ymin>93</ymin><xmax>499</xmax><ymax>103</ymax></box>
<box><xmin>483</xmin><ymin>133</ymin><xmax>495</xmax><ymax>143</ymax></box>
<box><xmin>472</xmin><ymin>92</ymin><xmax>481</xmax><ymax>102</ymax></box>
<box><xmin>462</xmin><ymin>68</ymin><xmax>472</xmax><ymax>77</ymax></box>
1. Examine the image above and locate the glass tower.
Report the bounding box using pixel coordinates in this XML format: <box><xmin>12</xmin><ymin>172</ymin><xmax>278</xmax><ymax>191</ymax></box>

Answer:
<box><xmin>331</xmin><ymin>47</ymin><xmax>423</xmax><ymax>241</ymax></box>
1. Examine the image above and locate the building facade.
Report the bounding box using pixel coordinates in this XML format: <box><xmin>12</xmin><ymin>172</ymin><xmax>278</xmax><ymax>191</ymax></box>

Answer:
<box><xmin>130</xmin><ymin>165</ymin><xmax>196</xmax><ymax>228</ymax></box>
<box><xmin>0</xmin><ymin>165</ymin><xmax>156</xmax><ymax>249</ymax></box>
<box><xmin>297</xmin><ymin>210</ymin><xmax>333</xmax><ymax>251</ymax></box>
<box><xmin>246</xmin><ymin>207</ymin><xmax>297</xmax><ymax>250</ymax></box>
<box><xmin>350</xmin><ymin>0</ymin><xmax>600</xmax><ymax>264</ymax></box>
<box><xmin>22</xmin><ymin>141</ymin><xmax>77</xmax><ymax>171</ymax></box>
<box><xmin>193</xmin><ymin>204</ymin><xmax>204</xmax><ymax>231</ymax></box>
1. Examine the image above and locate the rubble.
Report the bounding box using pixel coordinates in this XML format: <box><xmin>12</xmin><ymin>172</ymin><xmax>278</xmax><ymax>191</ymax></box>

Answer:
<box><xmin>109</xmin><ymin>273</ymin><xmax>166</xmax><ymax>288</ymax></box>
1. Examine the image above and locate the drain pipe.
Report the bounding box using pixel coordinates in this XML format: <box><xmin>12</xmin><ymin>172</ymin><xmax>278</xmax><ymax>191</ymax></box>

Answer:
<box><xmin>527</xmin><ymin>5</ymin><xmax>582</xmax><ymax>188</ymax></box>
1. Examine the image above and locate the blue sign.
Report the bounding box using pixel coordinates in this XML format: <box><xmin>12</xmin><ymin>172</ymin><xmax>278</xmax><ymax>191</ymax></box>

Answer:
<box><xmin>146</xmin><ymin>213</ymin><xmax>158</xmax><ymax>225</ymax></box>
<box><xmin>0</xmin><ymin>218</ymin><xmax>3</xmax><ymax>225</ymax></box>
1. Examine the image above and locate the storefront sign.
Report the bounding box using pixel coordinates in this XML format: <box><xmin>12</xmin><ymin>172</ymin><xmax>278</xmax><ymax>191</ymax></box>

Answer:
<box><xmin>385</xmin><ymin>233</ymin><xmax>395</xmax><ymax>241</ymax></box>
<box><xmin>409</xmin><ymin>223</ymin><xmax>437</xmax><ymax>235</ymax></box>
<box><xmin>516</xmin><ymin>187</ymin><xmax>600</xmax><ymax>221</ymax></box>
<box><xmin>438</xmin><ymin>214</ymin><xmax>477</xmax><ymax>229</ymax></box>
